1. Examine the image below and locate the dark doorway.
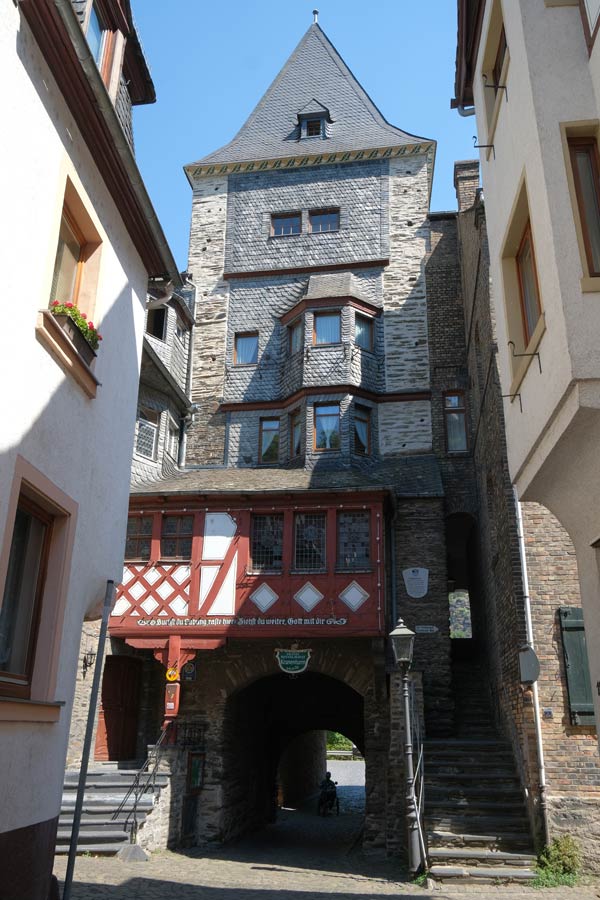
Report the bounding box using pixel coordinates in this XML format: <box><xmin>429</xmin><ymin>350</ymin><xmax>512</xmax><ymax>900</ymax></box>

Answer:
<box><xmin>94</xmin><ymin>655</ymin><xmax>141</xmax><ymax>761</ymax></box>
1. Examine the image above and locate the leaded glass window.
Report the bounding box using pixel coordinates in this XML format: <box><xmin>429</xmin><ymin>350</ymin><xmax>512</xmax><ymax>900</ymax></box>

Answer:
<box><xmin>337</xmin><ymin>511</ymin><xmax>370</xmax><ymax>570</ymax></box>
<box><xmin>294</xmin><ymin>513</ymin><xmax>326</xmax><ymax>571</ymax></box>
<box><xmin>250</xmin><ymin>514</ymin><xmax>283</xmax><ymax>571</ymax></box>
<box><xmin>161</xmin><ymin>515</ymin><xmax>193</xmax><ymax>559</ymax></box>
<box><xmin>125</xmin><ymin>516</ymin><xmax>153</xmax><ymax>561</ymax></box>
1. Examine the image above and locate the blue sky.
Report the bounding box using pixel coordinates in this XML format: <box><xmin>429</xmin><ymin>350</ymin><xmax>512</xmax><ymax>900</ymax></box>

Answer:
<box><xmin>132</xmin><ymin>1</ymin><xmax>475</xmax><ymax>270</ymax></box>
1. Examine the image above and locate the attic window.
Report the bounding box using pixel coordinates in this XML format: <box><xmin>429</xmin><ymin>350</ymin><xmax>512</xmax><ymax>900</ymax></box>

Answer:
<box><xmin>307</xmin><ymin>119</ymin><xmax>322</xmax><ymax>137</ymax></box>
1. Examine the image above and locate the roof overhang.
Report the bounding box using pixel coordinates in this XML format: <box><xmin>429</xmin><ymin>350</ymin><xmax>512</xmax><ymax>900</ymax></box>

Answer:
<box><xmin>452</xmin><ymin>0</ymin><xmax>486</xmax><ymax>111</ymax></box>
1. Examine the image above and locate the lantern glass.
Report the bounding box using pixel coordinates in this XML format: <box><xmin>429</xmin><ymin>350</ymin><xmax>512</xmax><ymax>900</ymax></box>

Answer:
<box><xmin>389</xmin><ymin>618</ymin><xmax>415</xmax><ymax>665</ymax></box>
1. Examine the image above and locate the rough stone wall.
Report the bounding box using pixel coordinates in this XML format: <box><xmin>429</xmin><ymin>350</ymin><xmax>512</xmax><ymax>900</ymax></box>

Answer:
<box><xmin>383</xmin><ymin>155</ymin><xmax>431</xmax><ymax>394</ymax></box>
<box><xmin>224</xmin><ymin>161</ymin><xmax>389</xmax><ymax>274</ymax></box>
<box><xmin>65</xmin><ymin>621</ymin><xmax>106</xmax><ymax>767</ymax></box>
<box><xmin>186</xmin><ymin>175</ymin><xmax>229</xmax><ymax>465</ymax></box>
<box><xmin>278</xmin><ymin>731</ymin><xmax>326</xmax><ymax>807</ymax></box>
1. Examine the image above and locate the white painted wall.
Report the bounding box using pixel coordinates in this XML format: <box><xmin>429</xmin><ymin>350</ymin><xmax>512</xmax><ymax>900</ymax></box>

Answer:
<box><xmin>0</xmin><ymin>7</ymin><xmax>147</xmax><ymax>835</ymax></box>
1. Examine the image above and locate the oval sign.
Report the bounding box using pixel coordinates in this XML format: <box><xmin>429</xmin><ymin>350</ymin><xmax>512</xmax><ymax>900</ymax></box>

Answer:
<box><xmin>166</xmin><ymin>666</ymin><xmax>179</xmax><ymax>682</ymax></box>
<box><xmin>275</xmin><ymin>649</ymin><xmax>311</xmax><ymax>674</ymax></box>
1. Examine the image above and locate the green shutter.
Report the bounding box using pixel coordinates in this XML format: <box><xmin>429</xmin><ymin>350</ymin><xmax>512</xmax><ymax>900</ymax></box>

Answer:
<box><xmin>559</xmin><ymin>607</ymin><xmax>596</xmax><ymax>726</ymax></box>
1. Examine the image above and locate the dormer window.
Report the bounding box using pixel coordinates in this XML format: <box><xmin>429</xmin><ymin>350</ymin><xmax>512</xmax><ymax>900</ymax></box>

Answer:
<box><xmin>297</xmin><ymin>99</ymin><xmax>331</xmax><ymax>141</ymax></box>
<box><xmin>306</xmin><ymin>119</ymin><xmax>322</xmax><ymax>137</ymax></box>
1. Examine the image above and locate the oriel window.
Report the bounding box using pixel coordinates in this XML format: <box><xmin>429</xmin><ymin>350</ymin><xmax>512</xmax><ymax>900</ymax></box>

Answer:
<box><xmin>161</xmin><ymin>515</ymin><xmax>193</xmax><ymax>559</ymax></box>
<box><xmin>354</xmin><ymin>405</ymin><xmax>371</xmax><ymax>455</ymax></box>
<box><xmin>569</xmin><ymin>138</ymin><xmax>600</xmax><ymax>277</ymax></box>
<box><xmin>337</xmin><ymin>511</ymin><xmax>370</xmax><ymax>570</ymax></box>
<box><xmin>313</xmin><ymin>311</ymin><xmax>341</xmax><ymax>345</ymax></box>
<box><xmin>259</xmin><ymin>418</ymin><xmax>280</xmax><ymax>464</ymax></box>
<box><xmin>444</xmin><ymin>393</ymin><xmax>468</xmax><ymax>453</ymax></box>
<box><xmin>355</xmin><ymin>314</ymin><xmax>373</xmax><ymax>350</ymax></box>
<box><xmin>135</xmin><ymin>408</ymin><xmax>159</xmax><ymax>460</ymax></box>
<box><xmin>290</xmin><ymin>409</ymin><xmax>303</xmax><ymax>458</ymax></box>
<box><xmin>289</xmin><ymin>319</ymin><xmax>303</xmax><ymax>354</ymax></box>
<box><xmin>314</xmin><ymin>403</ymin><xmax>340</xmax><ymax>451</ymax></box>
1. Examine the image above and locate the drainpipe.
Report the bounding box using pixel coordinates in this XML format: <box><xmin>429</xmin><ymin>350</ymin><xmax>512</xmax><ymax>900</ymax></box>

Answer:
<box><xmin>456</xmin><ymin>104</ymin><xmax>476</xmax><ymax>117</ymax></box>
<box><xmin>513</xmin><ymin>488</ymin><xmax>549</xmax><ymax>846</ymax></box>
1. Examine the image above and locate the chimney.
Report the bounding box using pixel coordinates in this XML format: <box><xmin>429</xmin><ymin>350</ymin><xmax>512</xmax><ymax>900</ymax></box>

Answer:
<box><xmin>454</xmin><ymin>160</ymin><xmax>480</xmax><ymax>212</ymax></box>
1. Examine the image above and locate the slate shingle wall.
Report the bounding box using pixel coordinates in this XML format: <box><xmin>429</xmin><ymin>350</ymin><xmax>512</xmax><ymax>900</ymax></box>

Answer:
<box><xmin>224</xmin><ymin>161</ymin><xmax>389</xmax><ymax>274</ymax></box>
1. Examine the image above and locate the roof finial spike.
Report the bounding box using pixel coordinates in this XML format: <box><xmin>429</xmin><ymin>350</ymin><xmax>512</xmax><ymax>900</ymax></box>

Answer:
<box><xmin>313</xmin><ymin>9</ymin><xmax>319</xmax><ymax>24</ymax></box>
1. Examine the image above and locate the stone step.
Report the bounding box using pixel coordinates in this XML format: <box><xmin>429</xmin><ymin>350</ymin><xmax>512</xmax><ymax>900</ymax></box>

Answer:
<box><xmin>60</xmin><ymin>796</ymin><xmax>155</xmax><ymax>811</ymax></box>
<box><xmin>54</xmin><ymin>842</ymin><xmax>132</xmax><ymax>856</ymax></box>
<box><xmin>55</xmin><ymin>828</ymin><xmax>129</xmax><ymax>845</ymax></box>
<box><xmin>427</xmin><ymin>772</ymin><xmax>520</xmax><ymax>784</ymax></box>
<box><xmin>62</xmin><ymin>778</ymin><xmax>167</xmax><ymax>792</ymax></box>
<box><xmin>426</xmin><ymin>799</ymin><xmax>526</xmax><ymax>815</ymax></box>
<box><xmin>59</xmin><ymin>813</ymin><xmax>144</xmax><ymax>826</ymax></box>
<box><xmin>427</xmin><ymin>829</ymin><xmax>532</xmax><ymax>849</ymax></box>
<box><xmin>427</xmin><ymin>785</ymin><xmax>521</xmax><ymax>799</ymax></box>
<box><xmin>429</xmin><ymin>864</ymin><xmax>536</xmax><ymax>883</ymax></box>
<box><xmin>426</xmin><ymin>816</ymin><xmax>530</xmax><ymax>834</ymax></box>
<box><xmin>426</xmin><ymin>760</ymin><xmax>516</xmax><ymax>772</ymax></box>
<box><xmin>429</xmin><ymin>848</ymin><xmax>536</xmax><ymax>867</ymax></box>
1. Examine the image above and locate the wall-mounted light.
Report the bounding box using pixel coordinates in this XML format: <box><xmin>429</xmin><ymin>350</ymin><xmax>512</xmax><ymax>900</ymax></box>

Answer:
<box><xmin>82</xmin><ymin>650</ymin><xmax>96</xmax><ymax>679</ymax></box>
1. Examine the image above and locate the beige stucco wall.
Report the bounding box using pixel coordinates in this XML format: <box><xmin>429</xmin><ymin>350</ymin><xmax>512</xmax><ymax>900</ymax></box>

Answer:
<box><xmin>0</xmin><ymin>6</ymin><xmax>147</xmax><ymax>836</ymax></box>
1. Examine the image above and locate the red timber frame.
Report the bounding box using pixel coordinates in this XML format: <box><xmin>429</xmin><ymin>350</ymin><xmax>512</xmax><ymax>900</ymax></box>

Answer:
<box><xmin>111</xmin><ymin>491</ymin><xmax>387</xmax><ymax>651</ymax></box>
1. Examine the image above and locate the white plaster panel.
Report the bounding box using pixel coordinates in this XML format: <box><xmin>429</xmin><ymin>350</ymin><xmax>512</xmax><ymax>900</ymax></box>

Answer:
<box><xmin>202</xmin><ymin>513</ymin><xmax>237</xmax><ymax>559</ymax></box>
<box><xmin>207</xmin><ymin>553</ymin><xmax>237</xmax><ymax>616</ymax></box>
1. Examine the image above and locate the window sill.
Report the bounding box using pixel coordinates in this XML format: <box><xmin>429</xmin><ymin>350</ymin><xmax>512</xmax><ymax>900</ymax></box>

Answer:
<box><xmin>247</xmin><ymin>569</ymin><xmax>283</xmax><ymax>576</ymax></box>
<box><xmin>290</xmin><ymin>569</ymin><xmax>327</xmax><ymax>575</ymax></box>
<box><xmin>580</xmin><ymin>276</ymin><xmax>600</xmax><ymax>293</ymax></box>
<box><xmin>233</xmin><ymin>363</ymin><xmax>258</xmax><ymax>368</ymax></box>
<box><xmin>309</xmin><ymin>229</ymin><xmax>340</xmax><ymax>235</ymax></box>
<box><xmin>269</xmin><ymin>233</ymin><xmax>302</xmax><ymax>239</ymax></box>
<box><xmin>544</xmin><ymin>0</ymin><xmax>578</xmax><ymax>6</ymax></box>
<box><xmin>509</xmin><ymin>313</ymin><xmax>546</xmax><ymax>397</ymax></box>
<box><xmin>336</xmin><ymin>568</ymin><xmax>372</xmax><ymax>574</ymax></box>
<box><xmin>0</xmin><ymin>696</ymin><xmax>64</xmax><ymax>723</ymax></box>
<box><xmin>36</xmin><ymin>310</ymin><xmax>100</xmax><ymax>399</ymax></box>
<box><xmin>312</xmin><ymin>342</ymin><xmax>342</xmax><ymax>348</ymax></box>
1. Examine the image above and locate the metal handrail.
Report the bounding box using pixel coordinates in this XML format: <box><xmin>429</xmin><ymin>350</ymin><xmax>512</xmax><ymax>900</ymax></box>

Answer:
<box><xmin>410</xmin><ymin>681</ymin><xmax>429</xmax><ymax>869</ymax></box>
<box><xmin>112</xmin><ymin>721</ymin><xmax>172</xmax><ymax>843</ymax></box>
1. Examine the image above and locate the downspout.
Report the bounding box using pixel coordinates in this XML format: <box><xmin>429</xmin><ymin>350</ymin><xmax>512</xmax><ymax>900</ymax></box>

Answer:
<box><xmin>456</xmin><ymin>104</ymin><xmax>476</xmax><ymax>117</ymax></box>
<box><xmin>514</xmin><ymin>487</ymin><xmax>549</xmax><ymax>846</ymax></box>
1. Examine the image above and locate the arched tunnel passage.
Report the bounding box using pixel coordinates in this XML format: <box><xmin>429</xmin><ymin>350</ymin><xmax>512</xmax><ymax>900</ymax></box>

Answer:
<box><xmin>220</xmin><ymin>672</ymin><xmax>365</xmax><ymax>845</ymax></box>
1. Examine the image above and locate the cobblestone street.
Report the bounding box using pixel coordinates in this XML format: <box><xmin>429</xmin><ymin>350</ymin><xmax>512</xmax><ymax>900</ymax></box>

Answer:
<box><xmin>54</xmin><ymin>762</ymin><xmax>600</xmax><ymax>899</ymax></box>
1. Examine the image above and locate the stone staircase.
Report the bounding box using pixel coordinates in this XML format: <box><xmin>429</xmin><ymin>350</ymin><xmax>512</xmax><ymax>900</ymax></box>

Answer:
<box><xmin>55</xmin><ymin>763</ymin><xmax>169</xmax><ymax>856</ymax></box>
<box><xmin>424</xmin><ymin>662</ymin><xmax>537</xmax><ymax>884</ymax></box>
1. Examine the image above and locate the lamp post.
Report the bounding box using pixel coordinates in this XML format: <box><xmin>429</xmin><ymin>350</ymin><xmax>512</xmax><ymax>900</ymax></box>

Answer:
<box><xmin>389</xmin><ymin>617</ymin><xmax>421</xmax><ymax>878</ymax></box>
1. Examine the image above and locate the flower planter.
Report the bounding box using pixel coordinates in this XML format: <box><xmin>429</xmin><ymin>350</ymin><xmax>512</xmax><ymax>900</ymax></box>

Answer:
<box><xmin>53</xmin><ymin>314</ymin><xmax>96</xmax><ymax>366</ymax></box>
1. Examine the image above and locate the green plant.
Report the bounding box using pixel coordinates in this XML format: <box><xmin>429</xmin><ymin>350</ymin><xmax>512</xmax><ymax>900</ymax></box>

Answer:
<box><xmin>326</xmin><ymin>731</ymin><xmax>352</xmax><ymax>750</ymax></box>
<box><xmin>50</xmin><ymin>300</ymin><xmax>102</xmax><ymax>350</ymax></box>
<box><xmin>412</xmin><ymin>871</ymin><xmax>428</xmax><ymax>887</ymax></box>
<box><xmin>532</xmin><ymin>835</ymin><xmax>581</xmax><ymax>889</ymax></box>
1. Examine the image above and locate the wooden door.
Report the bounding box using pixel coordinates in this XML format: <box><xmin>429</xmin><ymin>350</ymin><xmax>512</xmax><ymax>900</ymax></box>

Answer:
<box><xmin>94</xmin><ymin>656</ymin><xmax>141</xmax><ymax>761</ymax></box>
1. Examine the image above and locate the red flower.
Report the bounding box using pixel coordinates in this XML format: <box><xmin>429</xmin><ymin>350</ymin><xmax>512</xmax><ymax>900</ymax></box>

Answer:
<box><xmin>97</xmin><ymin>334</ymin><xmax>103</xmax><ymax>341</ymax></box>
<box><xmin>51</xmin><ymin>300</ymin><xmax>60</xmax><ymax>307</ymax></box>
<box><xmin>65</xmin><ymin>302</ymin><xmax>74</xmax><ymax>308</ymax></box>
<box><xmin>81</xmin><ymin>313</ymin><xmax>87</xmax><ymax>319</ymax></box>
<box><xmin>88</xmin><ymin>322</ymin><xmax>95</xmax><ymax>330</ymax></box>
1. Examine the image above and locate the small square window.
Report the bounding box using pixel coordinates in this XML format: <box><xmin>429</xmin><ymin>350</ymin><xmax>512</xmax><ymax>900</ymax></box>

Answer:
<box><xmin>146</xmin><ymin>308</ymin><xmax>166</xmax><ymax>340</ymax></box>
<box><xmin>271</xmin><ymin>213</ymin><xmax>301</xmax><ymax>237</ymax></box>
<box><xmin>289</xmin><ymin>319</ymin><xmax>303</xmax><ymax>354</ymax></box>
<box><xmin>313</xmin><ymin>312</ymin><xmax>341</xmax><ymax>345</ymax></box>
<box><xmin>234</xmin><ymin>332</ymin><xmax>258</xmax><ymax>365</ymax></box>
<box><xmin>259</xmin><ymin>418</ymin><xmax>280</xmax><ymax>464</ymax></box>
<box><xmin>306</xmin><ymin>119</ymin><xmax>322</xmax><ymax>137</ymax></box>
<box><xmin>354</xmin><ymin>405</ymin><xmax>371</xmax><ymax>455</ymax></box>
<box><xmin>314</xmin><ymin>403</ymin><xmax>340</xmax><ymax>451</ymax></box>
<box><xmin>444</xmin><ymin>393</ymin><xmax>468</xmax><ymax>453</ymax></box>
<box><xmin>125</xmin><ymin>516</ymin><xmax>153</xmax><ymax>561</ymax></box>
<box><xmin>309</xmin><ymin>209</ymin><xmax>340</xmax><ymax>233</ymax></box>
<box><xmin>161</xmin><ymin>515</ymin><xmax>193</xmax><ymax>559</ymax></box>
<box><xmin>290</xmin><ymin>409</ymin><xmax>303</xmax><ymax>458</ymax></box>
<box><xmin>355</xmin><ymin>314</ymin><xmax>373</xmax><ymax>350</ymax></box>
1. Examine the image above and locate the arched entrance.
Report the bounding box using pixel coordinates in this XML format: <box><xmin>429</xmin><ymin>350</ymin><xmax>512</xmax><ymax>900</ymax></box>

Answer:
<box><xmin>219</xmin><ymin>672</ymin><xmax>364</xmax><ymax>843</ymax></box>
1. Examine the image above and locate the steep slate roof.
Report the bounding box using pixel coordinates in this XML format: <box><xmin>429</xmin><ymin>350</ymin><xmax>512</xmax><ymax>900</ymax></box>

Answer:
<box><xmin>131</xmin><ymin>456</ymin><xmax>444</xmax><ymax>499</ymax></box>
<box><xmin>189</xmin><ymin>23</ymin><xmax>432</xmax><ymax>167</ymax></box>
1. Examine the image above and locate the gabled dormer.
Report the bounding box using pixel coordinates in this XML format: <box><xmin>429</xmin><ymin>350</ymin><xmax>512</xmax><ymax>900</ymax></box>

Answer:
<box><xmin>297</xmin><ymin>99</ymin><xmax>332</xmax><ymax>141</ymax></box>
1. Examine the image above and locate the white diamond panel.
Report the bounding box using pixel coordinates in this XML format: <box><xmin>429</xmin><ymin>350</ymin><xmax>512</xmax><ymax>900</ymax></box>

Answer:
<box><xmin>111</xmin><ymin>596</ymin><xmax>131</xmax><ymax>617</ymax></box>
<box><xmin>144</xmin><ymin>567</ymin><xmax>161</xmax><ymax>586</ymax></box>
<box><xmin>172</xmin><ymin>565</ymin><xmax>191</xmax><ymax>585</ymax></box>
<box><xmin>157</xmin><ymin>580</ymin><xmax>175</xmax><ymax>601</ymax></box>
<box><xmin>294</xmin><ymin>582</ymin><xmax>324</xmax><ymax>612</ymax></box>
<box><xmin>250</xmin><ymin>583</ymin><xmax>279</xmax><ymax>613</ymax></box>
<box><xmin>128</xmin><ymin>581</ymin><xmax>146</xmax><ymax>602</ymax></box>
<box><xmin>339</xmin><ymin>581</ymin><xmax>369</xmax><ymax>611</ymax></box>
<box><xmin>140</xmin><ymin>597</ymin><xmax>159</xmax><ymax>615</ymax></box>
<box><xmin>121</xmin><ymin>567</ymin><xmax>134</xmax><ymax>586</ymax></box>
<box><xmin>170</xmin><ymin>597</ymin><xmax>189</xmax><ymax>616</ymax></box>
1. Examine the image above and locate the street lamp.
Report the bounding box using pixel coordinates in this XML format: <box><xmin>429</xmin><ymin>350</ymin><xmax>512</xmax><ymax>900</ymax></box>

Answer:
<box><xmin>389</xmin><ymin>618</ymin><xmax>421</xmax><ymax>878</ymax></box>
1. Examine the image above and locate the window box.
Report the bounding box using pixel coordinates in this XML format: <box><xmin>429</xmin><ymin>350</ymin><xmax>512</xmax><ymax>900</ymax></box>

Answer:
<box><xmin>36</xmin><ymin>310</ymin><xmax>100</xmax><ymax>399</ymax></box>
<box><xmin>53</xmin><ymin>314</ymin><xmax>96</xmax><ymax>366</ymax></box>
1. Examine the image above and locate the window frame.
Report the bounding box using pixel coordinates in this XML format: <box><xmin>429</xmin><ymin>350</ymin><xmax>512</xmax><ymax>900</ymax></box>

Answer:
<box><xmin>289</xmin><ymin>319</ymin><xmax>303</xmax><ymax>355</ymax></box>
<box><xmin>166</xmin><ymin>416</ymin><xmax>180</xmax><ymax>461</ymax></box>
<box><xmin>336</xmin><ymin>510</ymin><xmax>371</xmax><ymax>572</ymax></box>
<box><xmin>312</xmin><ymin>311</ymin><xmax>341</xmax><ymax>346</ymax></box>
<box><xmin>309</xmin><ymin>208</ymin><xmax>340</xmax><ymax>234</ymax></box>
<box><xmin>306</xmin><ymin>118</ymin><xmax>322</xmax><ymax>137</ymax></box>
<box><xmin>353</xmin><ymin>405</ymin><xmax>371</xmax><ymax>456</ymax></box>
<box><xmin>271</xmin><ymin>212</ymin><xmax>302</xmax><ymax>237</ymax></box>
<box><xmin>234</xmin><ymin>331</ymin><xmax>259</xmax><ymax>366</ymax></box>
<box><xmin>568</xmin><ymin>136</ymin><xmax>600</xmax><ymax>278</ymax></box>
<box><xmin>250</xmin><ymin>513</ymin><xmax>284</xmax><ymax>573</ymax></box>
<box><xmin>134</xmin><ymin>408</ymin><xmax>159</xmax><ymax>460</ymax></box>
<box><xmin>492</xmin><ymin>26</ymin><xmax>507</xmax><ymax>95</ymax></box>
<box><xmin>516</xmin><ymin>222</ymin><xmax>542</xmax><ymax>345</ymax></box>
<box><xmin>160</xmin><ymin>515</ymin><xmax>193</xmax><ymax>561</ymax></box>
<box><xmin>313</xmin><ymin>402</ymin><xmax>341</xmax><ymax>452</ymax></box>
<box><xmin>258</xmin><ymin>417</ymin><xmax>280</xmax><ymax>465</ymax></box>
<box><xmin>124</xmin><ymin>515</ymin><xmax>154</xmax><ymax>562</ymax></box>
<box><xmin>289</xmin><ymin>409</ymin><xmax>303</xmax><ymax>459</ymax></box>
<box><xmin>0</xmin><ymin>494</ymin><xmax>53</xmax><ymax>699</ymax></box>
<box><xmin>443</xmin><ymin>391</ymin><xmax>469</xmax><ymax>454</ymax></box>
<box><xmin>293</xmin><ymin>511</ymin><xmax>327</xmax><ymax>572</ymax></box>
<box><xmin>146</xmin><ymin>307</ymin><xmax>167</xmax><ymax>341</ymax></box>
<box><xmin>355</xmin><ymin>313</ymin><xmax>374</xmax><ymax>351</ymax></box>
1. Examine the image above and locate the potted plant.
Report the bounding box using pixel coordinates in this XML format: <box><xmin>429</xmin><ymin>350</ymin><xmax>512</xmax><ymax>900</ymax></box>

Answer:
<box><xmin>50</xmin><ymin>301</ymin><xmax>102</xmax><ymax>365</ymax></box>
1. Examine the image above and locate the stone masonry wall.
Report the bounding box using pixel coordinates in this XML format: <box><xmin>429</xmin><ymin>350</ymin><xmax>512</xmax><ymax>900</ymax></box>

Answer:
<box><xmin>186</xmin><ymin>175</ymin><xmax>229</xmax><ymax>465</ymax></box>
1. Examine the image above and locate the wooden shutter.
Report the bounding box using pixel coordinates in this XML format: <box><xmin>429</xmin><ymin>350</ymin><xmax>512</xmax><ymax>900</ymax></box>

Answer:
<box><xmin>559</xmin><ymin>607</ymin><xmax>596</xmax><ymax>726</ymax></box>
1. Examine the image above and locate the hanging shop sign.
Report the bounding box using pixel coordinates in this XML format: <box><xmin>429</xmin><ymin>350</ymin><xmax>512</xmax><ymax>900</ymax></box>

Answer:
<box><xmin>275</xmin><ymin>648</ymin><xmax>312</xmax><ymax>675</ymax></box>
<box><xmin>402</xmin><ymin>567</ymin><xmax>429</xmax><ymax>599</ymax></box>
<box><xmin>182</xmin><ymin>661</ymin><xmax>197</xmax><ymax>682</ymax></box>
<box><xmin>166</xmin><ymin>666</ymin><xmax>179</xmax><ymax>682</ymax></box>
